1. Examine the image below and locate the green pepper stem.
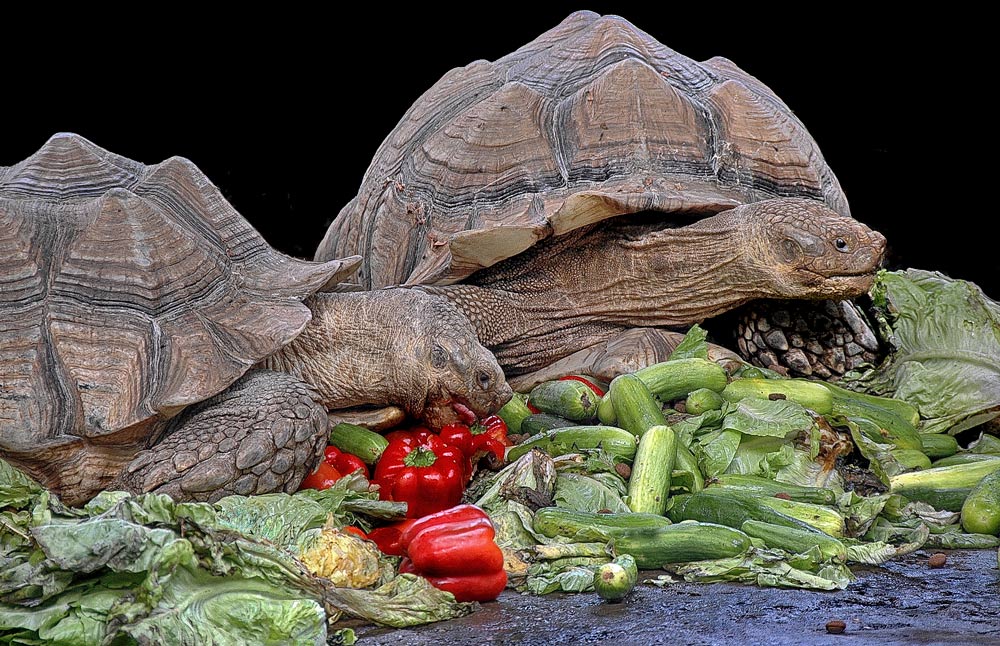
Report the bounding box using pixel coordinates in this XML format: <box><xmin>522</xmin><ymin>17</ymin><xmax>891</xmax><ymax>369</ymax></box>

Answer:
<box><xmin>403</xmin><ymin>446</ymin><xmax>438</xmax><ymax>468</ymax></box>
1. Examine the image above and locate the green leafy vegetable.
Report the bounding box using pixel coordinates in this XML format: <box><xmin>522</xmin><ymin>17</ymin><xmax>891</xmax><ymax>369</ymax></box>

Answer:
<box><xmin>722</xmin><ymin>398</ymin><xmax>814</xmax><ymax>438</ymax></box>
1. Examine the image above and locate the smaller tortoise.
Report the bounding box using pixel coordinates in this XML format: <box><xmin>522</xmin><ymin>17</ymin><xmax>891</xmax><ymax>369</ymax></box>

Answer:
<box><xmin>0</xmin><ymin>133</ymin><xmax>510</xmax><ymax>505</ymax></box>
<box><xmin>316</xmin><ymin>11</ymin><xmax>887</xmax><ymax>388</ymax></box>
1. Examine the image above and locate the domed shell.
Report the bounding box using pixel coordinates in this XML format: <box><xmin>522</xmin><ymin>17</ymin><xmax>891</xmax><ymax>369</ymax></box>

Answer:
<box><xmin>0</xmin><ymin>133</ymin><xmax>359</xmax><ymax>452</ymax></box>
<box><xmin>317</xmin><ymin>10</ymin><xmax>848</xmax><ymax>288</ymax></box>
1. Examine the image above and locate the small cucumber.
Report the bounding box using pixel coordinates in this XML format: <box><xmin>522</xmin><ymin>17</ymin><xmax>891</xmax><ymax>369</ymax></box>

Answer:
<box><xmin>667</xmin><ymin>489</ymin><xmax>823</xmax><ymax>534</ymax></box>
<box><xmin>755</xmin><ymin>496</ymin><xmax>846</xmax><ymax>537</ymax></box>
<box><xmin>597</xmin><ymin>392</ymin><xmax>617</xmax><ymax>425</ymax></box>
<box><xmin>532</xmin><ymin>508</ymin><xmax>673</xmax><ymax>537</ymax></box>
<box><xmin>497</xmin><ymin>392</ymin><xmax>533</xmax><ymax>434</ymax></box>
<box><xmin>961</xmin><ymin>469</ymin><xmax>1000</xmax><ymax>535</ymax></box>
<box><xmin>741</xmin><ymin>519</ymin><xmax>847</xmax><ymax>562</ymax></box>
<box><xmin>919</xmin><ymin>433</ymin><xmax>960</xmax><ymax>459</ymax></box>
<box><xmin>633</xmin><ymin>357</ymin><xmax>728</xmax><ymax>402</ymax></box>
<box><xmin>931</xmin><ymin>454</ymin><xmax>1000</xmax><ymax>468</ymax></box>
<box><xmin>721</xmin><ymin>378</ymin><xmax>833</xmax><ymax>415</ymax></box>
<box><xmin>505</xmin><ymin>425</ymin><xmax>638</xmax><ymax>463</ymax></box>
<box><xmin>685</xmin><ymin>388</ymin><xmax>724</xmax><ymax>415</ymax></box>
<box><xmin>593</xmin><ymin>554</ymin><xmax>638</xmax><ymax>602</ymax></box>
<box><xmin>672</xmin><ymin>442</ymin><xmax>705</xmax><ymax>493</ymax></box>
<box><xmin>520</xmin><ymin>413</ymin><xmax>575</xmax><ymax>435</ymax></box>
<box><xmin>529</xmin><ymin>379</ymin><xmax>601</xmax><ymax>421</ymax></box>
<box><xmin>820</xmin><ymin>380</ymin><xmax>920</xmax><ymax>427</ymax></box>
<box><xmin>610</xmin><ymin>374</ymin><xmax>667</xmax><ymax>437</ymax></box>
<box><xmin>890</xmin><ymin>459</ymin><xmax>1000</xmax><ymax>511</ymax></box>
<box><xmin>626</xmin><ymin>425</ymin><xmax>676</xmax><ymax>515</ymax></box>
<box><xmin>328</xmin><ymin>423</ymin><xmax>389</xmax><ymax>465</ymax></box>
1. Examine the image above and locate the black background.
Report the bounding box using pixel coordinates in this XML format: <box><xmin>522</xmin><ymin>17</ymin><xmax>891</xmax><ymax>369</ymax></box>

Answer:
<box><xmin>4</xmin><ymin>6</ymin><xmax>994</xmax><ymax>297</ymax></box>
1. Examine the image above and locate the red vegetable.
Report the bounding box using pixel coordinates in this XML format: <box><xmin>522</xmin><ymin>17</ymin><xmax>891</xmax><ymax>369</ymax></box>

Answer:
<box><xmin>298</xmin><ymin>461</ymin><xmax>343</xmax><ymax>491</ymax></box>
<box><xmin>397</xmin><ymin>504</ymin><xmax>507</xmax><ymax>602</ymax></box>
<box><xmin>342</xmin><ymin>526</ymin><xmax>368</xmax><ymax>539</ymax></box>
<box><xmin>373</xmin><ymin>430</ymin><xmax>469</xmax><ymax>518</ymax></box>
<box><xmin>324</xmin><ymin>445</ymin><xmax>370</xmax><ymax>479</ymax></box>
<box><xmin>439</xmin><ymin>415</ymin><xmax>510</xmax><ymax>464</ymax></box>
<box><xmin>366</xmin><ymin>519</ymin><xmax>418</xmax><ymax>556</ymax></box>
<box><xmin>559</xmin><ymin>375</ymin><xmax>606</xmax><ymax>397</ymax></box>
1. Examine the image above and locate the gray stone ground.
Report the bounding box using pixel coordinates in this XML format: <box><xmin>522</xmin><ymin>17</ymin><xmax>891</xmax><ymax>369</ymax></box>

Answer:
<box><xmin>351</xmin><ymin>549</ymin><xmax>1000</xmax><ymax>646</ymax></box>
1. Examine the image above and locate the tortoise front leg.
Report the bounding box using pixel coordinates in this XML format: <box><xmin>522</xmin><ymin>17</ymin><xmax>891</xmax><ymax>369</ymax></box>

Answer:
<box><xmin>113</xmin><ymin>370</ymin><xmax>328</xmax><ymax>502</ymax></box>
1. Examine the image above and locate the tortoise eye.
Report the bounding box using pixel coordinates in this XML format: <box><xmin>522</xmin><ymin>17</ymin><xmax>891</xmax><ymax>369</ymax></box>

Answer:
<box><xmin>835</xmin><ymin>238</ymin><xmax>849</xmax><ymax>252</ymax></box>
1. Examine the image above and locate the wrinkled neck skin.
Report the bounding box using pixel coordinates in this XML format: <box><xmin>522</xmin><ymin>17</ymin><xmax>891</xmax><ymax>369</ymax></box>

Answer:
<box><xmin>261</xmin><ymin>292</ymin><xmax>431</xmax><ymax>415</ymax></box>
<box><xmin>428</xmin><ymin>213</ymin><xmax>766</xmax><ymax>374</ymax></box>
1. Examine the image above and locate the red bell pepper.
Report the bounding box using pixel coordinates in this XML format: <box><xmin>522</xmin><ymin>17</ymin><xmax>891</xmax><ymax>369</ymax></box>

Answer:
<box><xmin>439</xmin><ymin>414</ymin><xmax>510</xmax><ymax>464</ymax></box>
<box><xmin>341</xmin><ymin>526</ymin><xmax>368</xmax><ymax>539</ymax></box>
<box><xmin>373</xmin><ymin>430</ymin><xmax>468</xmax><ymax>518</ymax></box>
<box><xmin>366</xmin><ymin>519</ymin><xmax>418</xmax><ymax>556</ymax></box>
<box><xmin>324</xmin><ymin>445</ymin><xmax>370</xmax><ymax>479</ymax></box>
<box><xmin>397</xmin><ymin>504</ymin><xmax>507</xmax><ymax>602</ymax></box>
<box><xmin>298</xmin><ymin>461</ymin><xmax>343</xmax><ymax>491</ymax></box>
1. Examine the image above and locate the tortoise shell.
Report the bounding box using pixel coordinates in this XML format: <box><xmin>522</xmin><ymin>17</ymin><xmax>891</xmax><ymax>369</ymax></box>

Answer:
<box><xmin>0</xmin><ymin>133</ymin><xmax>357</xmax><ymax>461</ymax></box>
<box><xmin>316</xmin><ymin>10</ymin><xmax>848</xmax><ymax>287</ymax></box>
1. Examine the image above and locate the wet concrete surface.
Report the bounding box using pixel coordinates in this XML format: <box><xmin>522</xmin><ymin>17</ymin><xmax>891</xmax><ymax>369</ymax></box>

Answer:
<box><xmin>353</xmin><ymin>549</ymin><xmax>1000</xmax><ymax>646</ymax></box>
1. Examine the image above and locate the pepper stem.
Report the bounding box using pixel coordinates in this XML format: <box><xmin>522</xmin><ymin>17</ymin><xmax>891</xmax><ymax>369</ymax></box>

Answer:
<box><xmin>402</xmin><ymin>446</ymin><xmax>438</xmax><ymax>468</ymax></box>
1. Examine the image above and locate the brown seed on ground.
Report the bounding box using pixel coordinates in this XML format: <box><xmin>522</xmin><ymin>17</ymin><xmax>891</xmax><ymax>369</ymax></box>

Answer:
<box><xmin>826</xmin><ymin>620</ymin><xmax>846</xmax><ymax>634</ymax></box>
<box><xmin>928</xmin><ymin>553</ymin><xmax>948</xmax><ymax>568</ymax></box>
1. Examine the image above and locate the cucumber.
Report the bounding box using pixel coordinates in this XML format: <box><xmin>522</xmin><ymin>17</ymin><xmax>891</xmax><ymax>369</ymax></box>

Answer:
<box><xmin>708</xmin><ymin>474</ymin><xmax>837</xmax><ymax>505</ymax></box>
<box><xmin>529</xmin><ymin>379</ymin><xmax>601</xmax><ymax>421</ymax></box>
<box><xmin>597</xmin><ymin>392</ymin><xmax>617</xmax><ymax>425</ymax></box>
<box><xmin>919</xmin><ymin>433</ymin><xmax>960</xmax><ymax>459</ymax></box>
<box><xmin>626</xmin><ymin>425</ymin><xmax>676</xmax><ymax>515</ymax></box>
<box><xmin>755</xmin><ymin>496</ymin><xmax>845</xmax><ymax>537</ymax></box>
<box><xmin>931</xmin><ymin>454</ymin><xmax>1000</xmax><ymax>468</ymax></box>
<box><xmin>821</xmin><ymin>381</ymin><xmax>920</xmax><ymax>427</ymax></box>
<box><xmin>666</xmin><ymin>490</ymin><xmax>822</xmax><ymax>534</ymax></box>
<box><xmin>961</xmin><ymin>469</ymin><xmax>1000</xmax><ymax>535</ymax></box>
<box><xmin>520</xmin><ymin>413</ymin><xmax>575</xmax><ymax>435</ymax></box>
<box><xmin>505</xmin><ymin>425</ymin><xmax>638</xmax><ymax>463</ymax></box>
<box><xmin>741</xmin><ymin>520</ymin><xmax>847</xmax><ymax>562</ymax></box>
<box><xmin>327</xmin><ymin>422</ymin><xmax>389</xmax><ymax>465</ymax></box>
<box><xmin>593</xmin><ymin>554</ymin><xmax>638</xmax><ymax>602</ymax></box>
<box><xmin>890</xmin><ymin>448</ymin><xmax>932</xmax><ymax>471</ymax></box>
<box><xmin>721</xmin><ymin>378</ymin><xmax>833</xmax><ymax>415</ymax></box>
<box><xmin>890</xmin><ymin>459</ymin><xmax>1000</xmax><ymax>511</ymax></box>
<box><xmin>672</xmin><ymin>443</ymin><xmax>705</xmax><ymax>493</ymax></box>
<box><xmin>533</xmin><ymin>507</ymin><xmax>749</xmax><ymax>568</ymax></box>
<box><xmin>851</xmin><ymin>416</ymin><xmax>923</xmax><ymax>452</ymax></box>
<box><xmin>609</xmin><ymin>374</ymin><xmax>667</xmax><ymax>437</ymax></box>
<box><xmin>496</xmin><ymin>392</ymin><xmax>533</xmax><ymax>434</ymax></box>
<box><xmin>532</xmin><ymin>508</ymin><xmax>673</xmax><ymax>538</ymax></box>
<box><xmin>633</xmin><ymin>358</ymin><xmax>728</xmax><ymax>402</ymax></box>
<box><xmin>685</xmin><ymin>388</ymin><xmax>724</xmax><ymax>415</ymax></box>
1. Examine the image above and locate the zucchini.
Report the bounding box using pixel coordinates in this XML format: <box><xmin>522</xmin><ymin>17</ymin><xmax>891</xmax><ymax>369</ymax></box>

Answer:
<box><xmin>532</xmin><ymin>508</ymin><xmax>749</xmax><ymax>568</ymax></box>
<box><xmin>685</xmin><ymin>388</ymin><xmax>724</xmax><ymax>415</ymax></box>
<box><xmin>593</xmin><ymin>554</ymin><xmax>638</xmax><ymax>602</ymax></box>
<box><xmin>532</xmin><ymin>508</ymin><xmax>672</xmax><ymax>538</ymax></box>
<box><xmin>633</xmin><ymin>358</ymin><xmax>728</xmax><ymax>402</ymax></box>
<box><xmin>721</xmin><ymin>378</ymin><xmax>833</xmax><ymax>415</ymax></box>
<box><xmin>741</xmin><ymin>519</ymin><xmax>847</xmax><ymax>563</ymax></box>
<box><xmin>666</xmin><ymin>490</ymin><xmax>821</xmax><ymax>534</ymax></box>
<box><xmin>890</xmin><ymin>459</ymin><xmax>1000</xmax><ymax>511</ymax></box>
<box><xmin>931</xmin><ymin>453</ymin><xmax>1000</xmax><ymax>468</ymax></box>
<box><xmin>890</xmin><ymin>448</ymin><xmax>932</xmax><ymax>471</ymax></box>
<box><xmin>505</xmin><ymin>425</ymin><xmax>637</xmax><ymax>463</ymax></box>
<box><xmin>328</xmin><ymin>422</ymin><xmax>389</xmax><ymax>465</ymax></box>
<box><xmin>529</xmin><ymin>379</ymin><xmax>601</xmax><ymax>421</ymax></box>
<box><xmin>961</xmin><ymin>469</ymin><xmax>1000</xmax><ymax>535</ymax></box>
<box><xmin>520</xmin><ymin>413</ymin><xmax>575</xmax><ymax>435</ymax></box>
<box><xmin>496</xmin><ymin>392</ymin><xmax>533</xmax><ymax>434</ymax></box>
<box><xmin>626</xmin><ymin>425</ymin><xmax>677</xmax><ymax>515</ymax></box>
<box><xmin>609</xmin><ymin>373</ymin><xmax>667</xmax><ymax>437</ymax></box>
<box><xmin>919</xmin><ymin>433</ymin><xmax>960</xmax><ymax>459</ymax></box>
<box><xmin>708</xmin><ymin>474</ymin><xmax>837</xmax><ymax>505</ymax></box>
<box><xmin>755</xmin><ymin>496</ymin><xmax>846</xmax><ymax>537</ymax></box>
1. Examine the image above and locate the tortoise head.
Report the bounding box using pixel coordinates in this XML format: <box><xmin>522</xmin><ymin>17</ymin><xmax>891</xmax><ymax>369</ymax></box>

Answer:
<box><xmin>738</xmin><ymin>198</ymin><xmax>887</xmax><ymax>300</ymax></box>
<box><xmin>412</xmin><ymin>293</ymin><xmax>512</xmax><ymax>428</ymax></box>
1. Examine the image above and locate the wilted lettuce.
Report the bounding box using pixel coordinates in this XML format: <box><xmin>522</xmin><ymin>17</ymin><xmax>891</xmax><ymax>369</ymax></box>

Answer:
<box><xmin>847</xmin><ymin>269</ymin><xmax>1000</xmax><ymax>434</ymax></box>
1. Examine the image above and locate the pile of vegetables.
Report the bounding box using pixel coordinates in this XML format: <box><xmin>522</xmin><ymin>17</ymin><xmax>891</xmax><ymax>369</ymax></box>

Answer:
<box><xmin>2</xmin><ymin>269</ymin><xmax>998</xmax><ymax>642</ymax></box>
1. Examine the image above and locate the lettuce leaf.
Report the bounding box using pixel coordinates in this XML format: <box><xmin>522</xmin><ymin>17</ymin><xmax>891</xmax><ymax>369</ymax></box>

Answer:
<box><xmin>847</xmin><ymin>269</ymin><xmax>1000</xmax><ymax>434</ymax></box>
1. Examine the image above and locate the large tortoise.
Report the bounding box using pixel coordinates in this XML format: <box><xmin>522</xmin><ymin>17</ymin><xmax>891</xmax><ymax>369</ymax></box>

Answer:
<box><xmin>316</xmin><ymin>11</ymin><xmax>886</xmax><ymax>388</ymax></box>
<box><xmin>0</xmin><ymin>133</ymin><xmax>510</xmax><ymax>505</ymax></box>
